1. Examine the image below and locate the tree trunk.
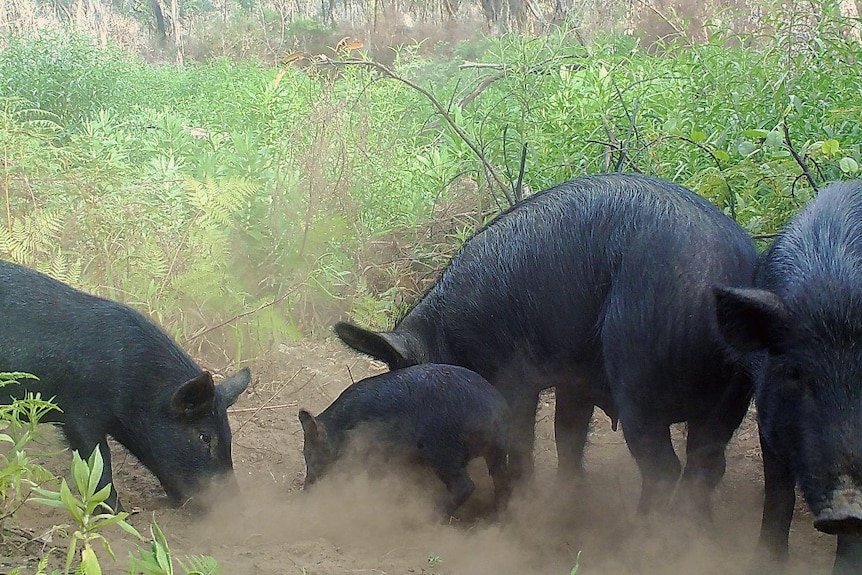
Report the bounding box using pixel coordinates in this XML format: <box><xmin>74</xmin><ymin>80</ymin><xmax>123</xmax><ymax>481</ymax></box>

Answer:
<box><xmin>150</xmin><ymin>0</ymin><xmax>167</xmax><ymax>44</ymax></box>
<box><xmin>171</xmin><ymin>0</ymin><xmax>183</xmax><ymax>65</ymax></box>
<box><xmin>840</xmin><ymin>0</ymin><xmax>860</xmax><ymax>41</ymax></box>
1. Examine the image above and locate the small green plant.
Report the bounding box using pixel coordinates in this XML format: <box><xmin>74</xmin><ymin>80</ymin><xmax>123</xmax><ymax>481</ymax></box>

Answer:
<box><xmin>21</xmin><ymin>446</ymin><xmax>220</xmax><ymax>575</ymax></box>
<box><xmin>128</xmin><ymin>520</ymin><xmax>222</xmax><ymax>575</ymax></box>
<box><xmin>30</xmin><ymin>448</ymin><xmax>143</xmax><ymax>574</ymax></box>
<box><xmin>0</xmin><ymin>371</ymin><xmax>58</xmax><ymax>528</ymax></box>
<box><xmin>569</xmin><ymin>550</ymin><xmax>582</xmax><ymax>575</ymax></box>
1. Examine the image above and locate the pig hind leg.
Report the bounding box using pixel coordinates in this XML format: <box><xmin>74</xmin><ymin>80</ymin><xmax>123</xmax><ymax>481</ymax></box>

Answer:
<box><xmin>495</xmin><ymin>385</ymin><xmax>541</xmax><ymax>483</ymax></box>
<box><xmin>619</xmin><ymin>412</ymin><xmax>681</xmax><ymax>514</ymax></box>
<box><xmin>428</xmin><ymin>443</ymin><xmax>475</xmax><ymax>518</ymax></box>
<box><xmin>554</xmin><ymin>383</ymin><xmax>595</xmax><ymax>477</ymax></box>
<box><xmin>680</xmin><ymin>375</ymin><xmax>751</xmax><ymax>519</ymax></box>
<box><xmin>484</xmin><ymin>441</ymin><xmax>512</xmax><ymax>512</ymax></box>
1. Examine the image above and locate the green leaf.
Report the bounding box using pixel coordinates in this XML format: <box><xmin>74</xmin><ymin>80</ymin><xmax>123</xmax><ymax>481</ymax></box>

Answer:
<box><xmin>154</xmin><ymin>542</ymin><xmax>173</xmax><ymax>573</ymax></box>
<box><xmin>71</xmin><ymin>451</ymin><xmax>90</xmax><ymax>497</ymax></box>
<box><xmin>764</xmin><ymin>131</ymin><xmax>782</xmax><ymax>148</ymax></box>
<box><xmin>90</xmin><ymin>483</ymin><xmax>113</xmax><ymax>508</ymax></box>
<box><xmin>151</xmin><ymin>521</ymin><xmax>170</xmax><ymax>551</ymax></box>
<box><xmin>80</xmin><ymin>546</ymin><xmax>102</xmax><ymax>575</ymax></box>
<box><xmin>118</xmin><ymin>519</ymin><xmax>145</xmax><ymax>541</ymax></box>
<box><xmin>737</xmin><ymin>141</ymin><xmax>757</xmax><ymax>156</ymax></box>
<box><xmin>743</xmin><ymin>128</ymin><xmax>769</xmax><ymax>138</ymax></box>
<box><xmin>65</xmin><ymin>538</ymin><xmax>79</xmax><ymax>575</ymax></box>
<box><xmin>29</xmin><ymin>497</ymin><xmax>68</xmax><ymax>509</ymax></box>
<box><xmin>127</xmin><ymin>555</ymin><xmax>169</xmax><ymax>575</ymax></box>
<box><xmin>822</xmin><ymin>139</ymin><xmax>840</xmax><ymax>156</ymax></box>
<box><xmin>91</xmin><ymin>512</ymin><xmax>130</xmax><ymax>531</ymax></box>
<box><xmin>714</xmin><ymin>150</ymin><xmax>730</xmax><ymax>163</ymax></box>
<box><xmin>96</xmin><ymin>535</ymin><xmax>117</xmax><ymax>561</ymax></box>
<box><xmin>840</xmin><ymin>156</ymin><xmax>859</xmax><ymax>174</ymax></box>
<box><xmin>789</xmin><ymin>94</ymin><xmax>803</xmax><ymax>116</ymax></box>
<box><xmin>690</xmin><ymin>130</ymin><xmax>707</xmax><ymax>143</ymax></box>
<box><xmin>663</xmin><ymin>118</ymin><xmax>679</xmax><ymax>134</ymax></box>
<box><xmin>59</xmin><ymin>480</ymin><xmax>85</xmax><ymax>525</ymax></box>
<box><xmin>86</xmin><ymin>449</ymin><xmax>105</xmax><ymax>497</ymax></box>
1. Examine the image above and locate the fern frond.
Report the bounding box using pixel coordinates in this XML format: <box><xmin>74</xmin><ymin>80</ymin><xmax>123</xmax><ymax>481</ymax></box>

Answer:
<box><xmin>177</xmin><ymin>555</ymin><xmax>222</xmax><ymax>575</ymax></box>
<box><xmin>185</xmin><ymin>177</ymin><xmax>257</xmax><ymax>227</ymax></box>
<box><xmin>0</xmin><ymin>209</ymin><xmax>65</xmax><ymax>266</ymax></box>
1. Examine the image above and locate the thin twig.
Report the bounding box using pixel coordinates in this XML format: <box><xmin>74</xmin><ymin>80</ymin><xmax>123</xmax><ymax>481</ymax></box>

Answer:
<box><xmin>233</xmin><ymin>368</ymin><xmax>302</xmax><ymax>435</ymax></box>
<box><xmin>634</xmin><ymin>0</ymin><xmax>692</xmax><ymax>46</ymax></box>
<box><xmin>782</xmin><ymin>117</ymin><xmax>820</xmax><ymax>193</ymax></box>
<box><xmin>181</xmin><ymin>283</ymin><xmax>302</xmax><ymax>344</ymax></box>
<box><xmin>500</xmin><ymin>124</ymin><xmax>516</xmax><ymax>206</ymax></box>
<box><xmin>158</xmin><ymin>213</ymin><xmax>196</xmax><ymax>295</ymax></box>
<box><xmin>323</xmin><ymin>58</ymin><xmax>510</xmax><ymax>196</ymax></box>
<box><xmin>515</xmin><ymin>142</ymin><xmax>527</xmax><ymax>203</ymax></box>
<box><xmin>228</xmin><ymin>403</ymin><xmax>297</xmax><ymax>413</ymax></box>
<box><xmin>458</xmin><ymin>70</ymin><xmax>506</xmax><ymax>108</ymax></box>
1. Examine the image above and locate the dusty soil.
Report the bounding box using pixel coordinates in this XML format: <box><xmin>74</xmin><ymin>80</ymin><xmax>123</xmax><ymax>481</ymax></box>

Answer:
<box><xmin>1</xmin><ymin>339</ymin><xmax>839</xmax><ymax>574</ymax></box>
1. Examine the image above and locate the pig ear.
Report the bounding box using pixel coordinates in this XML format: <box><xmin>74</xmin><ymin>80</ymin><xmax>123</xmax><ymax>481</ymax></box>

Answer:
<box><xmin>298</xmin><ymin>409</ymin><xmax>326</xmax><ymax>444</ymax></box>
<box><xmin>333</xmin><ymin>321</ymin><xmax>413</xmax><ymax>368</ymax></box>
<box><xmin>217</xmin><ymin>367</ymin><xmax>251</xmax><ymax>407</ymax></box>
<box><xmin>172</xmin><ymin>372</ymin><xmax>216</xmax><ymax>418</ymax></box>
<box><xmin>714</xmin><ymin>286</ymin><xmax>790</xmax><ymax>354</ymax></box>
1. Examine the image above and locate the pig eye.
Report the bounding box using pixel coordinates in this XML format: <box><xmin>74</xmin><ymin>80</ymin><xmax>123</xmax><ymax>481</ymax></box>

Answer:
<box><xmin>199</xmin><ymin>432</ymin><xmax>211</xmax><ymax>445</ymax></box>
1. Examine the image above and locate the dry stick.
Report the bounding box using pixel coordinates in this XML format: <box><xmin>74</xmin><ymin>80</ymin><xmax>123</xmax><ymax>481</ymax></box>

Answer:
<box><xmin>782</xmin><ymin>117</ymin><xmax>820</xmax><ymax>193</ymax></box>
<box><xmin>233</xmin><ymin>368</ymin><xmax>303</xmax><ymax>435</ymax></box>
<box><xmin>323</xmin><ymin>58</ymin><xmax>510</xmax><ymax>195</ymax></box>
<box><xmin>458</xmin><ymin>70</ymin><xmax>506</xmax><ymax>109</ymax></box>
<box><xmin>634</xmin><ymin>0</ymin><xmax>692</xmax><ymax>47</ymax></box>
<box><xmin>158</xmin><ymin>214</ymin><xmax>196</xmax><ymax>295</ymax></box>
<box><xmin>229</xmin><ymin>403</ymin><xmax>297</xmax><ymax>413</ymax></box>
<box><xmin>457</xmin><ymin>54</ymin><xmax>585</xmax><ymax>110</ymax></box>
<box><xmin>752</xmin><ymin>233</ymin><xmax>780</xmax><ymax>240</ymax></box>
<box><xmin>181</xmin><ymin>282</ymin><xmax>302</xmax><ymax>344</ymax></box>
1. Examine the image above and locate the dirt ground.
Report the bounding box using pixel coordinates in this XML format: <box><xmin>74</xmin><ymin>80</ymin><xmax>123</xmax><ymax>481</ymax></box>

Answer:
<box><xmin>1</xmin><ymin>339</ymin><xmax>840</xmax><ymax>574</ymax></box>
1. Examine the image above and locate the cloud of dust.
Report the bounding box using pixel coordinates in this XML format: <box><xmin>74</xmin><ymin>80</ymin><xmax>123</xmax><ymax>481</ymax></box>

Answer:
<box><xmin>183</xmin><ymin>453</ymin><xmax>766</xmax><ymax>575</ymax></box>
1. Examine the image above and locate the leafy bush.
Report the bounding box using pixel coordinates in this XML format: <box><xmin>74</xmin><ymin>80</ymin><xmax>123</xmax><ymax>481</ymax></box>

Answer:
<box><xmin>0</xmin><ymin>32</ymin><xmax>132</xmax><ymax>128</ymax></box>
<box><xmin>1</xmin><ymin>2</ymin><xmax>861</xmax><ymax>349</ymax></box>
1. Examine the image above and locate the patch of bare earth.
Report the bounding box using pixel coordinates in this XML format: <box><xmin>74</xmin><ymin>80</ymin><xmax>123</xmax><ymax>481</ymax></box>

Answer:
<box><xmin>2</xmin><ymin>340</ymin><xmax>838</xmax><ymax>574</ymax></box>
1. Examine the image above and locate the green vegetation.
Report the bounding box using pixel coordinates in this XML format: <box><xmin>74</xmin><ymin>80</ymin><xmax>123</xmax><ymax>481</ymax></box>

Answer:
<box><xmin>1</xmin><ymin>2</ymin><xmax>860</xmax><ymax>359</ymax></box>
<box><xmin>0</xmin><ymin>372</ymin><xmax>57</xmax><ymax>530</ymax></box>
<box><xmin>29</xmin><ymin>450</ymin><xmax>221</xmax><ymax>575</ymax></box>
<box><xmin>0</xmin><ymin>372</ymin><xmax>220</xmax><ymax>574</ymax></box>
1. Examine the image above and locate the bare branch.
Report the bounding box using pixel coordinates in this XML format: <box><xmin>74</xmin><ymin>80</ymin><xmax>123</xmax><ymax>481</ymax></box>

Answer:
<box><xmin>182</xmin><ymin>282</ymin><xmax>302</xmax><ymax>344</ymax></box>
<box><xmin>233</xmin><ymin>369</ymin><xmax>303</xmax><ymax>435</ymax></box>
<box><xmin>782</xmin><ymin>117</ymin><xmax>820</xmax><ymax>193</ymax></box>
<box><xmin>323</xmin><ymin>58</ymin><xmax>511</xmax><ymax>198</ymax></box>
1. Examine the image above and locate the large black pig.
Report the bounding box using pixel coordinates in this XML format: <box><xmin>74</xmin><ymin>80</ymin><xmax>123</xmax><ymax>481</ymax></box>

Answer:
<box><xmin>335</xmin><ymin>172</ymin><xmax>757</xmax><ymax>514</ymax></box>
<box><xmin>716</xmin><ymin>180</ymin><xmax>862</xmax><ymax>574</ymax></box>
<box><xmin>0</xmin><ymin>260</ymin><xmax>250</xmax><ymax>511</ymax></box>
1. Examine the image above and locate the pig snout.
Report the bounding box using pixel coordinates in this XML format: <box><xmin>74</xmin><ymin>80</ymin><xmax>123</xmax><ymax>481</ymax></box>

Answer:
<box><xmin>813</xmin><ymin>477</ymin><xmax>862</xmax><ymax>536</ymax></box>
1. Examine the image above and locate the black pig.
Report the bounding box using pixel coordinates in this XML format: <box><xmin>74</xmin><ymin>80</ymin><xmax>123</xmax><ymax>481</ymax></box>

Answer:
<box><xmin>0</xmin><ymin>260</ymin><xmax>250</xmax><ymax>510</ymax></box>
<box><xmin>298</xmin><ymin>364</ymin><xmax>511</xmax><ymax>518</ymax></box>
<box><xmin>336</xmin><ymin>173</ymin><xmax>757</xmax><ymax>515</ymax></box>
<box><xmin>716</xmin><ymin>180</ymin><xmax>862</xmax><ymax>574</ymax></box>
